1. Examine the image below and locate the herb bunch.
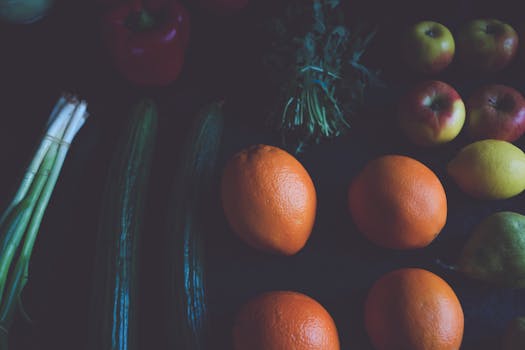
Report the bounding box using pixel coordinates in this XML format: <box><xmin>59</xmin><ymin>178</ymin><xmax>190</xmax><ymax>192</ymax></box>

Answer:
<box><xmin>264</xmin><ymin>0</ymin><xmax>381</xmax><ymax>153</ymax></box>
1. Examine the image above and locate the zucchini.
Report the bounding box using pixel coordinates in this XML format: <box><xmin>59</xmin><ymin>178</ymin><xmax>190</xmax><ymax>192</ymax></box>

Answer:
<box><xmin>167</xmin><ymin>101</ymin><xmax>224</xmax><ymax>349</ymax></box>
<box><xmin>88</xmin><ymin>99</ymin><xmax>157</xmax><ymax>350</ymax></box>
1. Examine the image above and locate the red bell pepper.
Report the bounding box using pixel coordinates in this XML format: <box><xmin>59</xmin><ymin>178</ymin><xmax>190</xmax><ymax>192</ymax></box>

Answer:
<box><xmin>101</xmin><ymin>0</ymin><xmax>190</xmax><ymax>86</ymax></box>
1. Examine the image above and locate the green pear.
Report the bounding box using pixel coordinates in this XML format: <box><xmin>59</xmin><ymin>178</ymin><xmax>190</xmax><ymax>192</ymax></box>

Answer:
<box><xmin>458</xmin><ymin>211</ymin><xmax>525</xmax><ymax>288</ymax></box>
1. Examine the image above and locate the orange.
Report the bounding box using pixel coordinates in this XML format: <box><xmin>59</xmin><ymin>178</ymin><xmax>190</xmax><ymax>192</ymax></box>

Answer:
<box><xmin>233</xmin><ymin>291</ymin><xmax>340</xmax><ymax>350</ymax></box>
<box><xmin>364</xmin><ymin>268</ymin><xmax>464</xmax><ymax>350</ymax></box>
<box><xmin>221</xmin><ymin>144</ymin><xmax>317</xmax><ymax>255</ymax></box>
<box><xmin>348</xmin><ymin>155</ymin><xmax>447</xmax><ymax>249</ymax></box>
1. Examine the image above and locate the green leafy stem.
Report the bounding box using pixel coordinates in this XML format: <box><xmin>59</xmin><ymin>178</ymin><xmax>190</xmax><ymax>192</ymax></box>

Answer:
<box><xmin>265</xmin><ymin>0</ymin><xmax>382</xmax><ymax>153</ymax></box>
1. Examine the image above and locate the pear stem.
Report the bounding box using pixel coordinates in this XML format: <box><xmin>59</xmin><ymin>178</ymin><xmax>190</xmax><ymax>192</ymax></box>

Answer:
<box><xmin>435</xmin><ymin>259</ymin><xmax>458</xmax><ymax>272</ymax></box>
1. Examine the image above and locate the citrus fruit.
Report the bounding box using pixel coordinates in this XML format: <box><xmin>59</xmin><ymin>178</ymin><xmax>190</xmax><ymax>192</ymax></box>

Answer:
<box><xmin>364</xmin><ymin>268</ymin><xmax>464</xmax><ymax>350</ymax></box>
<box><xmin>447</xmin><ymin>139</ymin><xmax>525</xmax><ymax>199</ymax></box>
<box><xmin>221</xmin><ymin>144</ymin><xmax>317</xmax><ymax>255</ymax></box>
<box><xmin>233</xmin><ymin>291</ymin><xmax>340</xmax><ymax>350</ymax></box>
<box><xmin>457</xmin><ymin>211</ymin><xmax>525</xmax><ymax>288</ymax></box>
<box><xmin>348</xmin><ymin>155</ymin><xmax>447</xmax><ymax>250</ymax></box>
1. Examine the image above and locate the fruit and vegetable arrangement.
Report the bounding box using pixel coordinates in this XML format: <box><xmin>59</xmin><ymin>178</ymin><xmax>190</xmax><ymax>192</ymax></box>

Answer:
<box><xmin>2</xmin><ymin>0</ymin><xmax>525</xmax><ymax>349</ymax></box>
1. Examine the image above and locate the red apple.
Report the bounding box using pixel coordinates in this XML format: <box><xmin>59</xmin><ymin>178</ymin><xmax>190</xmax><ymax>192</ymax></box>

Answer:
<box><xmin>466</xmin><ymin>84</ymin><xmax>525</xmax><ymax>142</ymax></box>
<box><xmin>398</xmin><ymin>80</ymin><xmax>466</xmax><ymax>146</ymax></box>
<box><xmin>401</xmin><ymin>21</ymin><xmax>455</xmax><ymax>75</ymax></box>
<box><xmin>456</xmin><ymin>19</ymin><xmax>518</xmax><ymax>72</ymax></box>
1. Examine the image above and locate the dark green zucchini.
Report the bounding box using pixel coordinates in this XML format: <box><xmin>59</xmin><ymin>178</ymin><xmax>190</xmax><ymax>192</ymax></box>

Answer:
<box><xmin>88</xmin><ymin>99</ymin><xmax>157</xmax><ymax>350</ymax></box>
<box><xmin>167</xmin><ymin>101</ymin><xmax>224</xmax><ymax>349</ymax></box>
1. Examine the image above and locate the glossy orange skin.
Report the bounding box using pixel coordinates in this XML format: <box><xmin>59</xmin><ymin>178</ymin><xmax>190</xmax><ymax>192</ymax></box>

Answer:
<box><xmin>233</xmin><ymin>291</ymin><xmax>340</xmax><ymax>350</ymax></box>
<box><xmin>221</xmin><ymin>144</ymin><xmax>317</xmax><ymax>255</ymax></box>
<box><xmin>348</xmin><ymin>155</ymin><xmax>447</xmax><ymax>249</ymax></box>
<box><xmin>365</xmin><ymin>268</ymin><xmax>464</xmax><ymax>350</ymax></box>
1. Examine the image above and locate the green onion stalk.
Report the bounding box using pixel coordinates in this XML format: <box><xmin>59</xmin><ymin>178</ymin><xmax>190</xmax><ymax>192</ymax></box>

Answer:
<box><xmin>0</xmin><ymin>94</ymin><xmax>89</xmax><ymax>348</ymax></box>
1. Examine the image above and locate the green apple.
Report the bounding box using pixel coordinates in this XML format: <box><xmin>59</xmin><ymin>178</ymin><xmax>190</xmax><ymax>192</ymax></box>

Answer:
<box><xmin>0</xmin><ymin>0</ymin><xmax>54</xmax><ymax>24</ymax></box>
<box><xmin>456</xmin><ymin>19</ymin><xmax>518</xmax><ymax>72</ymax></box>
<box><xmin>401</xmin><ymin>20</ymin><xmax>455</xmax><ymax>74</ymax></box>
<box><xmin>398</xmin><ymin>80</ymin><xmax>466</xmax><ymax>146</ymax></box>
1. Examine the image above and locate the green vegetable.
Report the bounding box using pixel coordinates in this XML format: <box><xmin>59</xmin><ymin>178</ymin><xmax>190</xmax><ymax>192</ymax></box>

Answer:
<box><xmin>0</xmin><ymin>0</ymin><xmax>54</xmax><ymax>24</ymax></box>
<box><xmin>88</xmin><ymin>99</ymin><xmax>157</xmax><ymax>350</ymax></box>
<box><xmin>457</xmin><ymin>211</ymin><xmax>525</xmax><ymax>288</ymax></box>
<box><xmin>0</xmin><ymin>94</ymin><xmax>88</xmax><ymax>348</ymax></box>
<box><xmin>167</xmin><ymin>101</ymin><xmax>224</xmax><ymax>349</ymax></box>
<box><xmin>264</xmin><ymin>0</ymin><xmax>381</xmax><ymax>153</ymax></box>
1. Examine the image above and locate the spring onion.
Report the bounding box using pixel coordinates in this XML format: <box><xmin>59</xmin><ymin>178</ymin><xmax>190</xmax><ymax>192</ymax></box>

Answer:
<box><xmin>0</xmin><ymin>94</ymin><xmax>89</xmax><ymax>348</ymax></box>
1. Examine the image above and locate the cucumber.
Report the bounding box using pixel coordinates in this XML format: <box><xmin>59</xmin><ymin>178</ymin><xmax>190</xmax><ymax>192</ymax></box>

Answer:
<box><xmin>167</xmin><ymin>101</ymin><xmax>224</xmax><ymax>349</ymax></box>
<box><xmin>88</xmin><ymin>99</ymin><xmax>157</xmax><ymax>350</ymax></box>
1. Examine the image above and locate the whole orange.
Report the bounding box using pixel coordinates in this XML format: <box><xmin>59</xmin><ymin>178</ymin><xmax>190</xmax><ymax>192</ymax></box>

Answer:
<box><xmin>364</xmin><ymin>268</ymin><xmax>464</xmax><ymax>350</ymax></box>
<box><xmin>233</xmin><ymin>291</ymin><xmax>340</xmax><ymax>350</ymax></box>
<box><xmin>221</xmin><ymin>144</ymin><xmax>317</xmax><ymax>255</ymax></box>
<box><xmin>348</xmin><ymin>155</ymin><xmax>447</xmax><ymax>249</ymax></box>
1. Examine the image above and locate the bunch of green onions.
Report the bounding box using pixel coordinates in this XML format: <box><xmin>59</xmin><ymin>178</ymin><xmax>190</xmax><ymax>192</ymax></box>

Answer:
<box><xmin>0</xmin><ymin>94</ymin><xmax>88</xmax><ymax>348</ymax></box>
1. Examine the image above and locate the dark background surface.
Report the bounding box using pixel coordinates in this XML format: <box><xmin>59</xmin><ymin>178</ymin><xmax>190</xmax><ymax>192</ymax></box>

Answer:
<box><xmin>1</xmin><ymin>0</ymin><xmax>525</xmax><ymax>349</ymax></box>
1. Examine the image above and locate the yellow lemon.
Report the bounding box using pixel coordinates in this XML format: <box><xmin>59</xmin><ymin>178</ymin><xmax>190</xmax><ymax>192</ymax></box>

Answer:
<box><xmin>447</xmin><ymin>139</ymin><xmax>525</xmax><ymax>199</ymax></box>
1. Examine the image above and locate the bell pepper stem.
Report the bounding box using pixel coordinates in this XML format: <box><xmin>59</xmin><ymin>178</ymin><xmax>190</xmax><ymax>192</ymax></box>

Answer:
<box><xmin>125</xmin><ymin>7</ymin><xmax>156</xmax><ymax>32</ymax></box>
<box><xmin>137</xmin><ymin>10</ymin><xmax>155</xmax><ymax>31</ymax></box>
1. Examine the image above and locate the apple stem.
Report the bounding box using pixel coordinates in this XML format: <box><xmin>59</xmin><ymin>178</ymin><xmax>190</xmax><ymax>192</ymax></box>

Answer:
<box><xmin>485</xmin><ymin>24</ymin><xmax>498</xmax><ymax>35</ymax></box>
<box><xmin>425</xmin><ymin>29</ymin><xmax>437</xmax><ymax>38</ymax></box>
<box><xmin>430</xmin><ymin>98</ymin><xmax>447</xmax><ymax>112</ymax></box>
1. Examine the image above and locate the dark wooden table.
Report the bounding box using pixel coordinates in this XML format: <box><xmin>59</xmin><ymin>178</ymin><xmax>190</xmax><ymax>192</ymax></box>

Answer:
<box><xmin>1</xmin><ymin>0</ymin><xmax>525</xmax><ymax>349</ymax></box>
